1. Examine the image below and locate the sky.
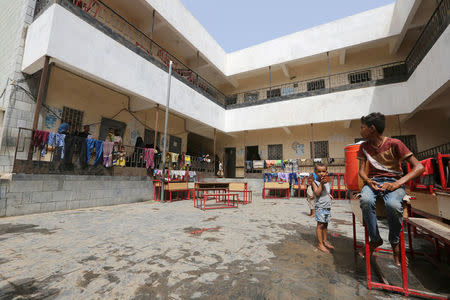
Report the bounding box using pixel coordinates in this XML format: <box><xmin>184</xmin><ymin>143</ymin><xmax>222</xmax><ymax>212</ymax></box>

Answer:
<box><xmin>180</xmin><ymin>0</ymin><xmax>396</xmax><ymax>53</ymax></box>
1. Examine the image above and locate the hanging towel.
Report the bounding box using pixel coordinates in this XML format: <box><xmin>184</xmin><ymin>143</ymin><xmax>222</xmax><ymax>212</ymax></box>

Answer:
<box><xmin>145</xmin><ymin>148</ymin><xmax>155</xmax><ymax>169</ymax></box>
<box><xmin>102</xmin><ymin>141</ymin><xmax>114</xmax><ymax>167</ymax></box>
<box><xmin>33</xmin><ymin>130</ymin><xmax>49</xmax><ymax>147</ymax></box>
<box><xmin>265</xmin><ymin>160</ymin><xmax>276</xmax><ymax>167</ymax></box>
<box><xmin>253</xmin><ymin>160</ymin><xmax>264</xmax><ymax>169</ymax></box>
<box><xmin>170</xmin><ymin>152</ymin><xmax>179</xmax><ymax>163</ymax></box>
<box><xmin>277</xmin><ymin>172</ymin><xmax>289</xmax><ymax>182</ymax></box>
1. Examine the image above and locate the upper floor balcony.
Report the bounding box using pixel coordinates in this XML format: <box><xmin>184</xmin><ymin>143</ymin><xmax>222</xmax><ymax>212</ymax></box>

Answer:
<box><xmin>27</xmin><ymin>0</ymin><xmax>449</xmax><ymax>128</ymax></box>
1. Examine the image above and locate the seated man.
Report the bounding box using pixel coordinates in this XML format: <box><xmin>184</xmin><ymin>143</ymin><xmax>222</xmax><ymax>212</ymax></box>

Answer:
<box><xmin>357</xmin><ymin>112</ymin><xmax>424</xmax><ymax>266</ymax></box>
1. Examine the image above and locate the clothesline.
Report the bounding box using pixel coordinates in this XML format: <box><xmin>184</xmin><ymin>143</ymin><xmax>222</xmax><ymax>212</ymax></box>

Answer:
<box><xmin>33</xmin><ymin>129</ymin><xmax>156</xmax><ymax>169</ymax></box>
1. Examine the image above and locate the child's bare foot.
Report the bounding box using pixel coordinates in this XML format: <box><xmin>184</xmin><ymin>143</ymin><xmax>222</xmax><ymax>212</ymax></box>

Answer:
<box><xmin>324</xmin><ymin>241</ymin><xmax>334</xmax><ymax>250</ymax></box>
<box><xmin>358</xmin><ymin>240</ymin><xmax>383</xmax><ymax>258</ymax></box>
<box><xmin>392</xmin><ymin>244</ymin><xmax>409</xmax><ymax>267</ymax></box>
<box><xmin>317</xmin><ymin>244</ymin><xmax>330</xmax><ymax>253</ymax></box>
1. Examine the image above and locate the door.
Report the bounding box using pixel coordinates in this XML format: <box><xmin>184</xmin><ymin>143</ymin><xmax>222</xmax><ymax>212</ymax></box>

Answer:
<box><xmin>225</xmin><ymin>147</ymin><xmax>236</xmax><ymax>178</ymax></box>
<box><xmin>99</xmin><ymin>118</ymin><xmax>126</xmax><ymax>141</ymax></box>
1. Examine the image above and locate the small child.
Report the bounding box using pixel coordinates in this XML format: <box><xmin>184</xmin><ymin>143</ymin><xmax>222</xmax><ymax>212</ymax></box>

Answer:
<box><xmin>106</xmin><ymin>128</ymin><xmax>114</xmax><ymax>142</ymax></box>
<box><xmin>114</xmin><ymin>146</ymin><xmax>126</xmax><ymax>167</ymax></box>
<box><xmin>311</xmin><ymin>162</ymin><xmax>334</xmax><ymax>253</ymax></box>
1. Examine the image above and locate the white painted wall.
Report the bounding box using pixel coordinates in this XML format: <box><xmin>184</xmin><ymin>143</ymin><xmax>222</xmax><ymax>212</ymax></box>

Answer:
<box><xmin>406</xmin><ymin>25</ymin><xmax>450</xmax><ymax>112</ymax></box>
<box><xmin>226</xmin><ymin>4</ymin><xmax>398</xmax><ymax>75</ymax></box>
<box><xmin>22</xmin><ymin>4</ymin><xmax>226</xmax><ymax>131</ymax></box>
<box><xmin>389</xmin><ymin>0</ymin><xmax>420</xmax><ymax>35</ymax></box>
<box><xmin>224</xmin><ymin>83</ymin><xmax>409</xmax><ymax>132</ymax></box>
<box><xmin>21</xmin><ymin>4</ymin><xmax>53</xmax><ymax>74</ymax></box>
<box><xmin>144</xmin><ymin>0</ymin><xmax>227</xmax><ymax>72</ymax></box>
<box><xmin>225</xmin><ymin>25</ymin><xmax>450</xmax><ymax>132</ymax></box>
<box><xmin>136</xmin><ymin>0</ymin><xmax>417</xmax><ymax>76</ymax></box>
<box><xmin>21</xmin><ymin>3</ymin><xmax>449</xmax><ymax>134</ymax></box>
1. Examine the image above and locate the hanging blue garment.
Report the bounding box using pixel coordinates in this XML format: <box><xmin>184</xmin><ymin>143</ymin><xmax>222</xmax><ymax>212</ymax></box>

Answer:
<box><xmin>289</xmin><ymin>173</ymin><xmax>298</xmax><ymax>185</ymax></box>
<box><xmin>86</xmin><ymin>139</ymin><xmax>103</xmax><ymax>165</ymax></box>
<box><xmin>42</xmin><ymin>133</ymin><xmax>65</xmax><ymax>160</ymax></box>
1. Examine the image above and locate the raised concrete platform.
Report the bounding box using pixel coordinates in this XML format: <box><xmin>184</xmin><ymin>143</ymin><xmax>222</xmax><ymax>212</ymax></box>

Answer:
<box><xmin>0</xmin><ymin>174</ymin><xmax>153</xmax><ymax>217</ymax></box>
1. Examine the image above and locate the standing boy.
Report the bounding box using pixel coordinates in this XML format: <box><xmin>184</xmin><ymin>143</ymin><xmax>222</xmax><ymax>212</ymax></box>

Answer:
<box><xmin>312</xmin><ymin>163</ymin><xmax>334</xmax><ymax>253</ymax></box>
<box><xmin>357</xmin><ymin>112</ymin><xmax>424</xmax><ymax>265</ymax></box>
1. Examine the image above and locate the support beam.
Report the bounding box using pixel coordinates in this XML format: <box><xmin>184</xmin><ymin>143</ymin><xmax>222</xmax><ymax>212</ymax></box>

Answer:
<box><xmin>32</xmin><ymin>55</ymin><xmax>50</xmax><ymax>130</ymax></box>
<box><xmin>129</xmin><ymin>97</ymin><xmax>157</xmax><ymax>112</ymax></box>
<box><xmin>339</xmin><ymin>49</ymin><xmax>346</xmax><ymax>65</ymax></box>
<box><xmin>29</xmin><ymin>55</ymin><xmax>50</xmax><ymax>160</ymax></box>
<box><xmin>226</xmin><ymin>76</ymin><xmax>239</xmax><ymax>88</ymax></box>
<box><xmin>389</xmin><ymin>0</ymin><xmax>422</xmax><ymax>55</ymax></box>
<box><xmin>213</xmin><ymin>128</ymin><xmax>216</xmax><ymax>171</ymax></box>
<box><xmin>154</xmin><ymin>104</ymin><xmax>159</xmax><ymax>148</ymax></box>
<box><xmin>282</xmin><ymin>126</ymin><xmax>292</xmax><ymax>135</ymax></box>
<box><xmin>281</xmin><ymin>64</ymin><xmax>290</xmax><ymax>79</ymax></box>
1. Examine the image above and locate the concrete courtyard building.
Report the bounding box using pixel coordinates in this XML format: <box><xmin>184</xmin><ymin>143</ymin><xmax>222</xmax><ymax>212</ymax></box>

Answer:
<box><xmin>0</xmin><ymin>0</ymin><xmax>449</xmax><ymax>216</ymax></box>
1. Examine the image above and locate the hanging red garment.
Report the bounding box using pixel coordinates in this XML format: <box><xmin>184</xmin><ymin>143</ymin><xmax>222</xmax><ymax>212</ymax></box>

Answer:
<box><xmin>33</xmin><ymin>130</ymin><xmax>49</xmax><ymax>147</ymax></box>
<box><xmin>420</xmin><ymin>158</ymin><xmax>434</xmax><ymax>176</ymax></box>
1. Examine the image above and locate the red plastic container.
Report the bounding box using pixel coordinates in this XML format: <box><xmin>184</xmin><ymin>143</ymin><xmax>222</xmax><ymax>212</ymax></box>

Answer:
<box><xmin>345</xmin><ymin>144</ymin><xmax>361</xmax><ymax>191</ymax></box>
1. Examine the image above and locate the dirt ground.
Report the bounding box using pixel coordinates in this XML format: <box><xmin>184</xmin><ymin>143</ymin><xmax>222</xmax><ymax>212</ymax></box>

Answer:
<box><xmin>0</xmin><ymin>197</ymin><xmax>448</xmax><ymax>299</ymax></box>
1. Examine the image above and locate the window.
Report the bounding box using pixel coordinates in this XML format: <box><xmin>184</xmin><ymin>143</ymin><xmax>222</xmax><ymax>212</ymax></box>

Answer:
<box><xmin>61</xmin><ymin>106</ymin><xmax>84</xmax><ymax>133</ymax></box>
<box><xmin>244</xmin><ymin>92</ymin><xmax>259</xmax><ymax>102</ymax></box>
<box><xmin>348</xmin><ymin>70</ymin><xmax>371</xmax><ymax>84</ymax></box>
<box><xmin>144</xmin><ymin>129</ymin><xmax>159</xmax><ymax>147</ymax></box>
<box><xmin>145</xmin><ymin>129</ymin><xmax>182</xmax><ymax>153</ymax></box>
<box><xmin>383</xmin><ymin>64</ymin><xmax>407</xmax><ymax>79</ymax></box>
<box><xmin>310</xmin><ymin>141</ymin><xmax>329</xmax><ymax>158</ymax></box>
<box><xmin>169</xmin><ymin>135</ymin><xmax>182</xmax><ymax>153</ymax></box>
<box><xmin>392</xmin><ymin>135</ymin><xmax>418</xmax><ymax>154</ymax></box>
<box><xmin>266</xmin><ymin>88</ymin><xmax>281</xmax><ymax>98</ymax></box>
<box><xmin>268</xmin><ymin>144</ymin><xmax>283</xmax><ymax>160</ymax></box>
<box><xmin>307</xmin><ymin>79</ymin><xmax>325</xmax><ymax>91</ymax></box>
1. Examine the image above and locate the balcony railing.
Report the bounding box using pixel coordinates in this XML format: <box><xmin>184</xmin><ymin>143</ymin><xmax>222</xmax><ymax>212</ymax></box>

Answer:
<box><xmin>13</xmin><ymin>127</ymin><xmax>215</xmax><ymax>175</ymax></box>
<box><xmin>416</xmin><ymin>142</ymin><xmax>450</xmax><ymax>161</ymax></box>
<box><xmin>33</xmin><ymin>0</ymin><xmax>449</xmax><ymax>109</ymax></box>
<box><xmin>225</xmin><ymin>61</ymin><xmax>407</xmax><ymax>107</ymax></box>
<box><xmin>405</xmin><ymin>0</ymin><xmax>450</xmax><ymax>75</ymax></box>
<box><xmin>34</xmin><ymin>0</ymin><xmax>228</xmax><ymax>107</ymax></box>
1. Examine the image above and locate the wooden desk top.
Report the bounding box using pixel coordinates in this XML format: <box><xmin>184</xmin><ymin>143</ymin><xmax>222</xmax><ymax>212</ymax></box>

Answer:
<box><xmin>407</xmin><ymin>217</ymin><xmax>450</xmax><ymax>245</ymax></box>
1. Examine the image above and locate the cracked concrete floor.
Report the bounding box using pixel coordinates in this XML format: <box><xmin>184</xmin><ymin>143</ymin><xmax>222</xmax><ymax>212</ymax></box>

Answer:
<box><xmin>0</xmin><ymin>197</ymin><xmax>449</xmax><ymax>299</ymax></box>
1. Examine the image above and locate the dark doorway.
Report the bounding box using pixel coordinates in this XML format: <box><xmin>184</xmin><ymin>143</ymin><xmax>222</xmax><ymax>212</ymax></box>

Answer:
<box><xmin>246</xmin><ymin>146</ymin><xmax>259</xmax><ymax>160</ymax></box>
<box><xmin>225</xmin><ymin>147</ymin><xmax>236</xmax><ymax>178</ymax></box>
<box><xmin>187</xmin><ymin>132</ymin><xmax>214</xmax><ymax>156</ymax></box>
<box><xmin>99</xmin><ymin>118</ymin><xmax>126</xmax><ymax>141</ymax></box>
